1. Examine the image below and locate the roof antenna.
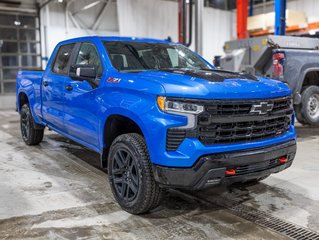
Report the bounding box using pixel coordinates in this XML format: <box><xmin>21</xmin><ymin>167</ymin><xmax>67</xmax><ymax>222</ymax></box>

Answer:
<box><xmin>165</xmin><ymin>36</ymin><xmax>172</xmax><ymax>42</ymax></box>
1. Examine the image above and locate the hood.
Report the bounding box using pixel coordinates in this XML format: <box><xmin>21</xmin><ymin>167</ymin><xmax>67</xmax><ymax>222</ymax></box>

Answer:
<box><xmin>132</xmin><ymin>69</ymin><xmax>291</xmax><ymax>99</ymax></box>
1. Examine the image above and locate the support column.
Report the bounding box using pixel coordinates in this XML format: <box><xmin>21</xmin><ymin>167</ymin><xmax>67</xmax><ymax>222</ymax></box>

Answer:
<box><xmin>275</xmin><ymin>0</ymin><xmax>286</xmax><ymax>35</ymax></box>
<box><xmin>237</xmin><ymin>0</ymin><xmax>248</xmax><ymax>39</ymax></box>
<box><xmin>178</xmin><ymin>0</ymin><xmax>184</xmax><ymax>43</ymax></box>
<box><xmin>249</xmin><ymin>0</ymin><xmax>253</xmax><ymax>16</ymax></box>
<box><xmin>195</xmin><ymin>0</ymin><xmax>203</xmax><ymax>55</ymax></box>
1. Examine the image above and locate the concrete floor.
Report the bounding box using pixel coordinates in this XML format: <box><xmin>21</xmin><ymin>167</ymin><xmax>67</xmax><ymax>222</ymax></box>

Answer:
<box><xmin>0</xmin><ymin>110</ymin><xmax>318</xmax><ymax>240</ymax></box>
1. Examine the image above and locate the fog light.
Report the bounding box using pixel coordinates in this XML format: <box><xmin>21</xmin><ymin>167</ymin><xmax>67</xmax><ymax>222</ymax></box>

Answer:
<box><xmin>225</xmin><ymin>169</ymin><xmax>236</xmax><ymax>175</ymax></box>
<box><xmin>278</xmin><ymin>156</ymin><xmax>288</xmax><ymax>163</ymax></box>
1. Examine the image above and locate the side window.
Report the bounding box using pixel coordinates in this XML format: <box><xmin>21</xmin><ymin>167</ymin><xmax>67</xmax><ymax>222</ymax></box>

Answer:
<box><xmin>52</xmin><ymin>44</ymin><xmax>75</xmax><ymax>75</ymax></box>
<box><xmin>76</xmin><ymin>42</ymin><xmax>102</xmax><ymax>77</ymax></box>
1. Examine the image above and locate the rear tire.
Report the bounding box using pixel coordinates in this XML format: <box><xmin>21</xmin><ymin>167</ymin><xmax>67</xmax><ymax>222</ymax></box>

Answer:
<box><xmin>20</xmin><ymin>104</ymin><xmax>44</xmax><ymax>145</ymax></box>
<box><xmin>297</xmin><ymin>86</ymin><xmax>319</xmax><ymax>126</ymax></box>
<box><xmin>108</xmin><ymin>133</ymin><xmax>165</xmax><ymax>214</ymax></box>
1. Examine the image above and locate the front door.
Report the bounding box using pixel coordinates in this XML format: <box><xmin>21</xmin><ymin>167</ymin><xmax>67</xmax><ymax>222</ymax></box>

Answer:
<box><xmin>63</xmin><ymin>42</ymin><xmax>103</xmax><ymax>149</ymax></box>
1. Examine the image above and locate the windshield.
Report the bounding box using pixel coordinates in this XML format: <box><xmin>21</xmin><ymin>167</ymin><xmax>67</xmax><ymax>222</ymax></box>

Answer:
<box><xmin>103</xmin><ymin>41</ymin><xmax>212</xmax><ymax>72</ymax></box>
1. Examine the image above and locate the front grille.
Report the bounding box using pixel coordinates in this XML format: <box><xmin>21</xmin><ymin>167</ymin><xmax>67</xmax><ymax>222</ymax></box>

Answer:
<box><xmin>198</xmin><ymin>116</ymin><xmax>291</xmax><ymax>145</ymax></box>
<box><xmin>166</xmin><ymin>97</ymin><xmax>293</xmax><ymax>151</ymax></box>
<box><xmin>203</xmin><ymin>97</ymin><xmax>292</xmax><ymax>116</ymax></box>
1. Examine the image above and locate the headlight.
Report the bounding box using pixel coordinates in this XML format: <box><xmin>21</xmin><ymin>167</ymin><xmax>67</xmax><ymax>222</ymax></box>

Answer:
<box><xmin>157</xmin><ymin>96</ymin><xmax>204</xmax><ymax>114</ymax></box>
<box><xmin>157</xmin><ymin>96</ymin><xmax>204</xmax><ymax>129</ymax></box>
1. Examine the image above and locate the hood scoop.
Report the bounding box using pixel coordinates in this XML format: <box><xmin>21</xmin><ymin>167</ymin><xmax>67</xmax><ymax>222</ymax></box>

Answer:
<box><xmin>161</xmin><ymin>69</ymin><xmax>258</xmax><ymax>82</ymax></box>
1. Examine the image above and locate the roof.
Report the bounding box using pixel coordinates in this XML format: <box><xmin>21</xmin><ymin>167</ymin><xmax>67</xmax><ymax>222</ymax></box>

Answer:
<box><xmin>58</xmin><ymin>36</ymin><xmax>176</xmax><ymax>45</ymax></box>
<box><xmin>100</xmin><ymin>36</ymin><xmax>173</xmax><ymax>43</ymax></box>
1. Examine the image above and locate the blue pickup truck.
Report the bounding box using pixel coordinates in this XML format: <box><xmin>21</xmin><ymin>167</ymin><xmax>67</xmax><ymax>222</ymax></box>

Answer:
<box><xmin>16</xmin><ymin>36</ymin><xmax>297</xmax><ymax>214</ymax></box>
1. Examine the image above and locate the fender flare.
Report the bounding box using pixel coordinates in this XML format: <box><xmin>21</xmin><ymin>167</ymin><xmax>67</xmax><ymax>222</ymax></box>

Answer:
<box><xmin>99</xmin><ymin>108</ymin><xmax>151</xmax><ymax>167</ymax></box>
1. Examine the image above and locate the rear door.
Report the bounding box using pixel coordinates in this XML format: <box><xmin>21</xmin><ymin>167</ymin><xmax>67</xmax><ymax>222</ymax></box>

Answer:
<box><xmin>63</xmin><ymin>42</ymin><xmax>103</xmax><ymax>149</ymax></box>
<box><xmin>42</xmin><ymin>43</ymin><xmax>75</xmax><ymax>131</ymax></box>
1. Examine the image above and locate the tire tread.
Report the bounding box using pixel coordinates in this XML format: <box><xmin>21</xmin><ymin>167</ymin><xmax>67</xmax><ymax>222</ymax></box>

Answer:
<box><xmin>298</xmin><ymin>85</ymin><xmax>319</xmax><ymax>126</ymax></box>
<box><xmin>108</xmin><ymin>133</ymin><xmax>164</xmax><ymax>214</ymax></box>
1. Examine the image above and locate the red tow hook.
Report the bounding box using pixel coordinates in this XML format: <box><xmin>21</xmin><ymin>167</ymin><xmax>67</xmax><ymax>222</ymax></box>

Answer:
<box><xmin>278</xmin><ymin>156</ymin><xmax>288</xmax><ymax>164</ymax></box>
<box><xmin>225</xmin><ymin>169</ymin><xmax>236</xmax><ymax>175</ymax></box>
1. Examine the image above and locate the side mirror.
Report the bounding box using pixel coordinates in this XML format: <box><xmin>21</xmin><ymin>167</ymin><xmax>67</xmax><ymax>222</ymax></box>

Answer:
<box><xmin>75</xmin><ymin>66</ymin><xmax>96</xmax><ymax>79</ymax></box>
<box><xmin>69</xmin><ymin>65</ymin><xmax>99</xmax><ymax>89</ymax></box>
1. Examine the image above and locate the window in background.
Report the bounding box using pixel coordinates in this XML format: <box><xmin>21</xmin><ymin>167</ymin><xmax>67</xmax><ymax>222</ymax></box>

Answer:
<box><xmin>0</xmin><ymin>13</ymin><xmax>41</xmax><ymax>94</ymax></box>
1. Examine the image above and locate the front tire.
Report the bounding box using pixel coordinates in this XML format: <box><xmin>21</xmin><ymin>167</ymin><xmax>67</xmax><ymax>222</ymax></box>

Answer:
<box><xmin>108</xmin><ymin>133</ymin><xmax>165</xmax><ymax>214</ymax></box>
<box><xmin>297</xmin><ymin>86</ymin><xmax>319</xmax><ymax>126</ymax></box>
<box><xmin>20</xmin><ymin>104</ymin><xmax>44</xmax><ymax>145</ymax></box>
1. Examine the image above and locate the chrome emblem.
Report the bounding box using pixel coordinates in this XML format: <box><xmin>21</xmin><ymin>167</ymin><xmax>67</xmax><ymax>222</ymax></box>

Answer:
<box><xmin>250</xmin><ymin>102</ymin><xmax>274</xmax><ymax>114</ymax></box>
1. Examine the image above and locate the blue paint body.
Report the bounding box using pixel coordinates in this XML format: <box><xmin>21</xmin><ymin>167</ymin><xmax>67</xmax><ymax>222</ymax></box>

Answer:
<box><xmin>16</xmin><ymin>36</ymin><xmax>296</xmax><ymax>168</ymax></box>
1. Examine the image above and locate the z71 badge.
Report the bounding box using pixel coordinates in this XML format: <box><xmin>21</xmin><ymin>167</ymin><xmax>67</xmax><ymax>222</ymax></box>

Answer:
<box><xmin>107</xmin><ymin>77</ymin><xmax>121</xmax><ymax>83</ymax></box>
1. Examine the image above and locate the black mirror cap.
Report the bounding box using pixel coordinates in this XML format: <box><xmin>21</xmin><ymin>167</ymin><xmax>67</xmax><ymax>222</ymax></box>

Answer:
<box><xmin>76</xmin><ymin>65</ymin><xmax>96</xmax><ymax>79</ymax></box>
<box><xmin>70</xmin><ymin>64</ymin><xmax>96</xmax><ymax>79</ymax></box>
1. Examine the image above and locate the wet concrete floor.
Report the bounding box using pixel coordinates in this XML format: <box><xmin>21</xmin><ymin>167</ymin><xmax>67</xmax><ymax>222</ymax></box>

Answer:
<box><xmin>0</xmin><ymin>110</ymin><xmax>318</xmax><ymax>239</ymax></box>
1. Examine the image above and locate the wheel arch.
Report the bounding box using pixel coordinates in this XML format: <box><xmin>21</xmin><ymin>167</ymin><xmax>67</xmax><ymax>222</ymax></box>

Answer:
<box><xmin>100</xmin><ymin>111</ymin><xmax>147</xmax><ymax>168</ymax></box>
<box><xmin>17</xmin><ymin>91</ymin><xmax>29</xmax><ymax>112</ymax></box>
<box><xmin>298</xmin><ymin>68</ymin><xmax>319</xmax><ymax>94</ymax></box>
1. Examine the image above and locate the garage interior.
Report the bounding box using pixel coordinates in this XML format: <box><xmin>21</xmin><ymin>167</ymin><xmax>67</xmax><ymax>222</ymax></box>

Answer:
<box><xmin>1</xmin><ymin>0</ymin><xmax>319</xmax><ymax>239</ymax></box>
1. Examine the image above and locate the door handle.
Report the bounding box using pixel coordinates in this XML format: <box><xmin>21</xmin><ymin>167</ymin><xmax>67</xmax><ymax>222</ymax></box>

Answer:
<box><xmin>65</xmin><ymin>85</ymin><xmax>73</xmax><ymax>91</ymax></box>
<box><xmin>43</xmin><ymin>81</ymin><xmax>49</xmax><ymax>87</ymax></box>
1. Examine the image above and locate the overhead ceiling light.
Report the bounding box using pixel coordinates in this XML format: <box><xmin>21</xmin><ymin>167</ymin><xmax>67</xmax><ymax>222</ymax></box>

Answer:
<box><xmin>57</xmin><ymin>0</ymin><xmax>63</xmax><ymax>3</ymax></box>
<box><xmin>14</xmin><ymin>20</ymin><xmax>21</xmax><ymax>26</ymax></box>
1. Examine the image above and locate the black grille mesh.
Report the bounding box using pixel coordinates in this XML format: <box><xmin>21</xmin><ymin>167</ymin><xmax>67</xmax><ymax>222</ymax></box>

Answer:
<box><xmin>166</xmin><ymin>130</ymin><xmax>186</xmax><ymax>152</ymax></box>
<box><xmin>198</xmin><ymin>116</ymin><xmax>291</xmax><ymax>145</ymax></box>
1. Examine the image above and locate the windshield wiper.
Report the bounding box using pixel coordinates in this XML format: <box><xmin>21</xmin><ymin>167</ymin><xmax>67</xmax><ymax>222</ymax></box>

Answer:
<box><xmin>198</xmin><ymin>68</ymin><xmax>217</xmax><ymax>71</ymax></box>
<box><xmin>122</xmin><ymin>69</ymin><xmax>147</xmax><ymax>73</ymax></box>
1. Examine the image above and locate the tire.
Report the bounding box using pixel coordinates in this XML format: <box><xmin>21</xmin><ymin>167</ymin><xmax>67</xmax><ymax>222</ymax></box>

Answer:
<box><xmin>298</xmin><ymin>86</ymin><xmax>319</xmax><ymax>126</ymax></box>
<box><xmin>108</xmin><ymin>133</ymin><xmax>165</xmax><ymax>214</ymax></box>
<box><xmin>295</xmin><ymin>104</ymin><xmax>308</xmax><ymax>125</ymax></box>
<box><xmin>20</xmin><ymin>104</ymin><xmax>44</xmax><ymax>145</ymax></box>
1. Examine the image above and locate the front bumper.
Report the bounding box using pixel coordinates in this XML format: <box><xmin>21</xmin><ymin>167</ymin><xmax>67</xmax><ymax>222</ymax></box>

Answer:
<box><xmin>153</xmin><ymin>140</ymin><xmax>296</xmax><ymax>189</ymax></box>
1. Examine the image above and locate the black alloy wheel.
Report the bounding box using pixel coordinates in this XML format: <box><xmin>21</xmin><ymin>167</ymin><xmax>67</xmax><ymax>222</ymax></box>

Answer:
<box><xmin>21</xmin><ymin>107</ymin><xmax>31</xmax><ymax>141</ymax></box>
<box><xmin>112</xmin><ymin>148</ymin><xmax>139</xmax><ymax>202</ymax></box>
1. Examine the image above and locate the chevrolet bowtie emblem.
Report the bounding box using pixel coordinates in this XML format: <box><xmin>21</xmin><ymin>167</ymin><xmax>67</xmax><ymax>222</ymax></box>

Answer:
<box><xmin>250</xmin><ymin>102</ymin><xmax>274</xmax><ymax>114</ymax></box>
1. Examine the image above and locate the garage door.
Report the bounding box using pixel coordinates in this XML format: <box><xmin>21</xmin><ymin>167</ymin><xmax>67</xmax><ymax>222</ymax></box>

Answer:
<box><xmin>0</xmin><ymin>12</ymin><xmax>41</xmax><ymax>94</ymax></box>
